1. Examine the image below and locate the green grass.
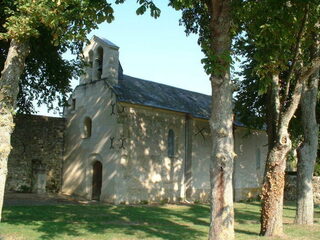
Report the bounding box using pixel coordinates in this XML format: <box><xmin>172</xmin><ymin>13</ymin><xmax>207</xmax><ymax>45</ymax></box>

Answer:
<box><xmin>0</xmin><ymin>202</ymin><xmax>319</xmax><ymax>240</ymax></box>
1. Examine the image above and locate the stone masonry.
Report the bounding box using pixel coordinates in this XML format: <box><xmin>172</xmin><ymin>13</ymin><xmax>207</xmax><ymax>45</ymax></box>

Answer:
<box><xmin>5</xmin><ymin>114</ymin><xmax>65</xmax><ymax>193</ymax></box>
<box><xmin>284</xmin><ymin>174</ymin><xmax>320</xmax><ymax>204</ymax></box>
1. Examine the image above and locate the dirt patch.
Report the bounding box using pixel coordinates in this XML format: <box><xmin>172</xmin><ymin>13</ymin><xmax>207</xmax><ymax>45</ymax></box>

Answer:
<box><xmin>0</xmin><ymin>233</ymin><xmax>25</xmax><ymax>240</ymax></box>
<box><xmin>3</xmin><ymin>193</ymin><xmax>91</xmax><ymax>206</ymax></box>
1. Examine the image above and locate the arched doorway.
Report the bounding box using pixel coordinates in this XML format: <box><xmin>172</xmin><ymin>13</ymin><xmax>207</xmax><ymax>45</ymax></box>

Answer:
<box><xmin>92</xmin><ymin>161</ymin><xmax>102</xmax><ymax>200</ymax></box>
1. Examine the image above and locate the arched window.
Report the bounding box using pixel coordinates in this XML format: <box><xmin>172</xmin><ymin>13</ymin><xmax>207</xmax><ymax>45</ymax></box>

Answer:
<box><xmin>83</xmin><ymin>117</ymin><xmax>92</xmax><ymax>138</ymax></box>
<box><xmin>168</xmin><ymin>129</ymin><xmax>175</xmax><ymax>157</ymax></box>
<box><xmin>87</xmin><ymin>50</ymin><xmax>94</xmax><ymax>81</ymax></box>
<box><xmin>96</xmin><ymin>46</ymin><xmax>103</xmax><ymax>80</ymax></box>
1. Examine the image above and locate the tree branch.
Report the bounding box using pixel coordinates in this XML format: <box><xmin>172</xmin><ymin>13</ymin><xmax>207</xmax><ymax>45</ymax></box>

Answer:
<box><xmin>271</xmin><ymin>74</ymin><xmax>281</xmax><ymax>129</ymax></box>
<box><xmin>281</xmin><ymin>56</ymin><xmax>320</xmax><ymax>129</ymax></box>
<box><xmin>283</xmin><ymin>3</ymin><xmax>309</xmax><ymax>103</ymax></box>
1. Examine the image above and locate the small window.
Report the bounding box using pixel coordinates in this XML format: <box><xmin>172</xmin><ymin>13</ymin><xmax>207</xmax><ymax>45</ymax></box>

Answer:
<box><xmin>88</xmin><ymin>50</ymin><xmax>93</xmax><ymax>68</ymax></box>
<box><xmin>88</xmin><ymin>50</ymin><xmax>94</xmax><ymax>81</ymax></box>
<box><xmin>96</xmin><ymin>47</ymin><xmax>103</xmax><ymax>80</ymax></box>
<box><xmin>83</xmin><ymin>117</ymin><xmax>92</xmax><ymax>138</ymax></box>
<box><xmin>71</xmin><ymin>99</ymin><xmax>76</xmax><ymax>110</ymax></box>
<box><xmin>168</xmin><ymin>129</ymin><xmax>175</xmax><ymax>157</ymax></box>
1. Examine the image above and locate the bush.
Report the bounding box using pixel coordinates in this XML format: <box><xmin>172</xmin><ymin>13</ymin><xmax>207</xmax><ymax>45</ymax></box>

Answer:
<box><xmin>18</xmin><ymin>185</ymin><xmax>31</xmax><ymax>193</ymax></box>
<box><xmin>139</xmin><ymin>200</ymin><xmax>148</xmax><ymax>205</ymax></box>
<box><xmin>314</xmin><ymin>159</ymin><xmax>320</xmax><ymax>176</ymax></box>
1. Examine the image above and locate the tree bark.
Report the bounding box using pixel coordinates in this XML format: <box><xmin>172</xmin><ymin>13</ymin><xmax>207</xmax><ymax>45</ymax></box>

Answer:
<box><xmin>208</xmin><ymin>0</ymin><xmax>235</xmax><ymax>239</ymax></box>
<box><xmin>295</xmin><ymin>71</ymin><xmax>319</xmax><ymax>225</ymax></box>
<box><xmin>260</xmin><ymin>57</ymin><xmax>320</xmax><ymax>236</ymax></box>
<box><xmin>260</xmin><ymin>74</ymin><xmax>290</xmax><ymax>237</ymax></box>
<box><xmin>0</xmin><ymin>39</ymin><xmax>30</xmax><ymax>222</ymax></box>
<box><xmin>260</xmin><ymin>131</ymin><xmax>291</xmax><ymax>236</ymax></box>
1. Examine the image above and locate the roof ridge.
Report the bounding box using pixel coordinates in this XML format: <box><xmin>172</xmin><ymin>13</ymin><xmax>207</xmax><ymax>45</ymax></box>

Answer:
<box><xmin>122</xmin><ymin>74</ymin><xmax>211</xmax><ymax>98</ymax></box>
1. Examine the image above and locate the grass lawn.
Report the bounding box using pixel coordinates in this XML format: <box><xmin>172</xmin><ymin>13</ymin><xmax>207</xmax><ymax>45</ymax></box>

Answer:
<box><xmin>0</xmin><ymin>202</ymin><xmax>319</xmax><ymax>240</ymax></box>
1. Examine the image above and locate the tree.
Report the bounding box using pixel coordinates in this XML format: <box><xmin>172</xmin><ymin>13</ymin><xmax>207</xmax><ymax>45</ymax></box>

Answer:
<box><xmin>0</xmin><ymin>31</ymin><xmax>82</xmax><ymax>115</ymax></box>
<box><xmin>169</xmin><ymin>1</ymin><xmax>236</xmax><ymax>239</ymax></box>
<box><xmin>1</xmin><ymin>2</ymin><xmax>81</xmax><ymax>114</ymax></box>
<box><xmin>296</xmin><ymin>39</ymin><xmax>319</xmax><ymax>224</ymax></box>
<box><xmin>234</xmin><ymin>0</ymin><xmax>320</xmax><ymax>236</ymax></box>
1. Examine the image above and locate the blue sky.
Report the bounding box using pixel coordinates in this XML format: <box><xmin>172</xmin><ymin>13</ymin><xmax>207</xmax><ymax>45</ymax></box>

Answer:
<box><xmin>39</xmin><ymin>1</ymin><xmax>212</xmax><ymax>116</ymax></box>
<box><xmin>87</xmin><ymin>1</ymin><xmax>210</xmax><ymax>94</ymax></box>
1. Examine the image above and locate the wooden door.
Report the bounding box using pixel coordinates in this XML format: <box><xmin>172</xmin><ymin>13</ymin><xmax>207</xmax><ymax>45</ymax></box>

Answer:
<box><xmin>92</xmin><ymin>161</ymin><xmax>102</xmax><ymax>200</ymax></box>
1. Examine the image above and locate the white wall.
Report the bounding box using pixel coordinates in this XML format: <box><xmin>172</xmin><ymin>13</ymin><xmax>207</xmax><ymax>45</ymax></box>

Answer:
<box><xmin>62</xmin><ymin>80</ymin><xmax>120</xmax><ymax>202</ymax></box>
<box><xmin>234</xmin><ymin>127</ymin><xmax>268</xmax><ymax>200</ymax></box>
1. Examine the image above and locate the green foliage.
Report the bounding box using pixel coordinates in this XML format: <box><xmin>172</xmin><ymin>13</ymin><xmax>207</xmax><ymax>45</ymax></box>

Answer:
<box><xmin>16</xmin><ymin>29</ymin><xmax>80</xmax><ymax>113</ymax></box>
<box><xmin>234</xmin><ymin>0</ymin><xmax>320</xmax><ymax>180</ymax></box>
<box><xmin>0</xmin><ymin>0</ymin><xmax>115</xmax><ymax>42</ymax></box>
<box><xmin>17</xmin><ymin>185</ymin><xmax>31</xmax><ymax>193</ymax></box>
<box><xmin>234</xmin><ymin>0</ymin><xmax>319</xmax><ymax>127</ymax></box>
<box><xmin>234</xmin><ymin>0</ymin><xmax>319</xmax><ymax>88</ymax></box>
<box><xmin>139</xmin><ymin>200</ymin><xmax>149</xmax><ymax>205</ymax></box>
<box><xmin>115</xmin><ymin>0</ymin><xmax>160</xmax><ymax>18</ymax></box>
<box><xmin>160</xmin><ymin>198</ymin><xmax>169</xmax><ymax>205</ymax></box>
<box><xmin>234</xmin><ymin>57</ymin><xmax>267</xmax><ymax>130</ymax></box>
<box><xmin>314</xmin><ymin>161</ymin><xmax>320</xmax><ymax>176</ymax></box>
<box><xmin>168</xmin><ymin>0</ymin><xmax>238</xmax><ymax>77</ymax></box>
<box><xmin>0</xmin><ymin>0</ymin><xmax>115</xmax><ymax>113</ymax></box>
<box><xmin>136</xmin><ymin>0</ymin><xmax>161</xmax><ymax>18</ymax></box>
<box><xmin>0</xmin><ymin>0</ymin><xmax>160</xmax><ymax>113</ymax></box>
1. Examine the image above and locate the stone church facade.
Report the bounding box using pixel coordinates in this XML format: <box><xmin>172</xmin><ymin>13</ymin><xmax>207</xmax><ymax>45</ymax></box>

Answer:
<box><xmin>6</xmin><ymin>36</ymin><xmax>268</xmax><ymax>203</ymax></box>
<box><xmin>62</xmin><ymin>36</ymin><xmax>268</xmax><ymax>203</ymax></box>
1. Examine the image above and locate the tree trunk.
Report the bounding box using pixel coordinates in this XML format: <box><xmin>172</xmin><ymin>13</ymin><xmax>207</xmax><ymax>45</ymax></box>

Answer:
<box><xmin>209</xmin><ymin>78</ymin><xmax>235</xmax><ymax>240</ymax></box>
<box><xmin>208</xmin><ymin>0</ymin><xmax>234</xmax><ymax>239</ymax></box>
<box><xmin>260</xmin><ymin>132</ymin><xmax>291</xmax><ymax>236</ymax></box>
<box><xmin>260</xmin><ymin>74</ymin><xmax>294</xmax><ymax>237</ymax></box>
<box><xmin>0</xmin><ymin>39</ymin><xmax>30</xmax><ymax>222</ymax></box>
<box><xmin>295</xmin><ymin>71</ymin><xmax>319</xmax><ymax>225</ymax></box>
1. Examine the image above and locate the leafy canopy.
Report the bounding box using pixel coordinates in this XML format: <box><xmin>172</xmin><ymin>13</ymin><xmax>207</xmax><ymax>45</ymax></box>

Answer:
<box><xmin>234</xmin><ymin>0</ymin><xmax>320</xmax><ymax>172</ymax></box>
<box><xmin>234</xmin><ymin>0</ymin><xmax>319</xmax><ymax>95</ymax></box>
<box><xmin>0</xmin><ymin>0</ymin><xmax>160</xmax><ymax>113</ymax></box>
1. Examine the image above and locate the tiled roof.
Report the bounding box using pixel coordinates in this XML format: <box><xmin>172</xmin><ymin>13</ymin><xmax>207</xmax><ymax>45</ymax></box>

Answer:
<box><xmin>113</xmin><ymin>75</ymin><xmax>212</xmax><ymax>119</ymax></box>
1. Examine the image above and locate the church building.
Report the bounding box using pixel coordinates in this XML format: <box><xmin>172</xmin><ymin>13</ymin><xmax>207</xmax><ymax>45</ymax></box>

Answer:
<box><xmin>62</xmin><ymin>36</ymin><xmax>268</xmax><ymax>203</ymax></box>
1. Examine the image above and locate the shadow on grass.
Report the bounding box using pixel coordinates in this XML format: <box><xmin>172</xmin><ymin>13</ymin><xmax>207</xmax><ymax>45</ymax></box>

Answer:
<box><xmin>235</xmin><ymin>229</ymin><xmax>259</xmax><ymax>236</ymax></box>
<box><xmin>3</xmin><ymin>204</ymin><xmax>210</xmax><ymax>240</ymax></box>
<box><xmin>4</xmin><ymin>201</ymin><xmax>311</xmax><ymax>239</ymax></box>
<box><xmin>234</xmin><ymin>202</ymin><xmax>261</xmax><ymax>224</ymax></box>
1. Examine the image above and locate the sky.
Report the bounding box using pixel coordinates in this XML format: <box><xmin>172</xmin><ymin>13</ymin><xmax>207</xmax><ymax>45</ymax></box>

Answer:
<box><xmin>38</xmin><ymin>1</ymin><xmax>211</xmax><ymax>116</ymax></box>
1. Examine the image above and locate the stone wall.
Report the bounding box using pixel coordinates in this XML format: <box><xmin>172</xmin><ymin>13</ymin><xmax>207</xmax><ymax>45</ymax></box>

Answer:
<box><xmin>116</xmin><ymin>104</ymin><xmax>269</xmax><ymax>203</ymax></box>
<box><xmin>6</xmin><ymin>114</ymin><xmax>65</xmax><ymax>193</ymax></box>
<box><xmin>284</xmin><ymin>174</ymin><xmax>320</xmax><ymax>204</ymax></box>
<box><xmin>116</xmin><ymin>103</ymin><xmax>186</xmax><ymax>203</ymax></box>
<box><xmin>233</xmin><ymin>128</ymin><xmax>268</xmax><ymax>201</ymax></box>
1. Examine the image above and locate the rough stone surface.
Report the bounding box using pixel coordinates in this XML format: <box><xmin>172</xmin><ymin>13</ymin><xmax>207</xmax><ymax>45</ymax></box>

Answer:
<box><xmin>284</xmin><ymin>174</ymin><xmax>320</xmax><ymax>204</ymax></box>
<box><xmin>314</xmin><ymin>177</ymin><xmax>320</xmax><ymax>204</ymax></box>
<box><xmin>6</xmin><ymin>114</ymin><xmax>65</xmax><ymax>193</ymax></box>
<box><xmin>116</xmin><ymin>105</ymin><xmax>186</xmax><ymax>203</ymax></box>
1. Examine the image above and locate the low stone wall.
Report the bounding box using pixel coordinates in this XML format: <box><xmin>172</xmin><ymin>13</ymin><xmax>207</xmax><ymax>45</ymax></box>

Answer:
<box><xmin>313</xmin><ymin>177</ymin><xmax>320</xmax><ymax>204</ymax></box>
<box><xmin>234</xmin><ymin>187</ymin><xmax>261</xmax><ymax>201</ymax></box>
<box><xmin>284</xmin><ymin>174</ymin><xmax>320</xmax><ymax>204</ymax></box>
<box><xmin>6</xmin><ymin>114</ymin><xmax>65</xmax><ymax>193</ymax></box>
